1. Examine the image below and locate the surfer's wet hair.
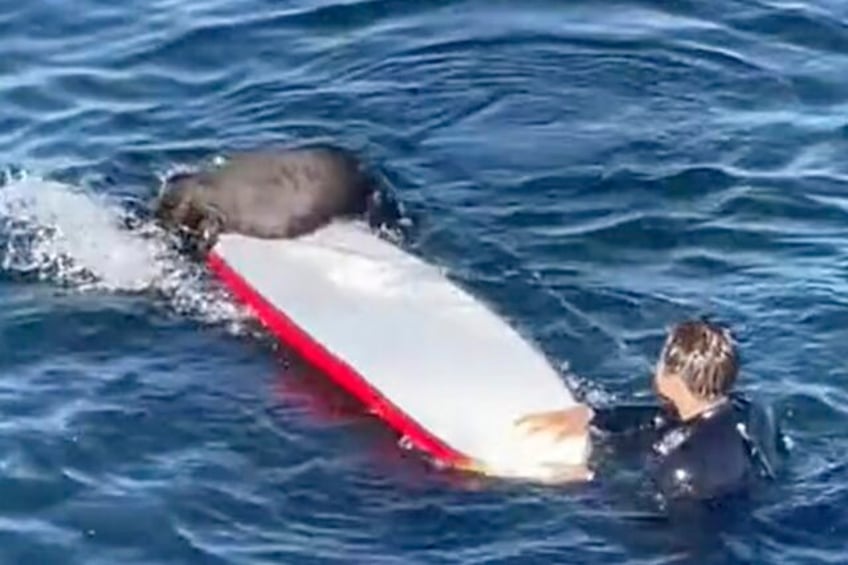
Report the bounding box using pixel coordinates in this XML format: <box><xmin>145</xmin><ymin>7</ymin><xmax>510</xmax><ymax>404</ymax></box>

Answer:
<box><xmin>657</xmin><ymin>319</ymin><xmax>739</xmax><ymax>400</ymax></box>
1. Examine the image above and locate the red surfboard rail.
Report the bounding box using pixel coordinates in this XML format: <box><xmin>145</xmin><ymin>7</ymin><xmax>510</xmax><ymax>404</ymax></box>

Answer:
<box><xmin>206</xmin><ymin>250</ymin><xmax>475</xmax><ymax>470</ymax></box>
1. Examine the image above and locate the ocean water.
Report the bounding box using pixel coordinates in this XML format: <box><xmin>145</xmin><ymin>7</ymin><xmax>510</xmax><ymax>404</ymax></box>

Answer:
<box><xmin>0</xmin><ymin>0</ymin><xmax>846</xmax><ymax>563</ymax></box>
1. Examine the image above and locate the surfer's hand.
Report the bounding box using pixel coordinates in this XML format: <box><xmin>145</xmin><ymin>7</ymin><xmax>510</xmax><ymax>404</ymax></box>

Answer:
<box><xmin>514</xmin><ymin>404</ymin><xmax>594</xmax><ymax>441</ymax></box>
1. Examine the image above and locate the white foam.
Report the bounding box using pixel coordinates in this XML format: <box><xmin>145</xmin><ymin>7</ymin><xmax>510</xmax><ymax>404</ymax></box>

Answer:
<box><xmin>0</xmin><ymin>172</ymin><xmax>250</xmax><ymax>331</ymax></box>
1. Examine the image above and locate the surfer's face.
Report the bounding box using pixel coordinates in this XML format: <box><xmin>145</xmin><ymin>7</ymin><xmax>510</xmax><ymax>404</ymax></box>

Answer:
<box><xmin>653</xmin><ymin>368</ymin><xmax>682</xmax><ymax>412</ymax></box>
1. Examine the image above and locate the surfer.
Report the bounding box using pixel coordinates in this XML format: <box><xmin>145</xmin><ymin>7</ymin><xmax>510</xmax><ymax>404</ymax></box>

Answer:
<box><xmin>515</xmin><ymin>319</ymin><xmax>786</xmax><ymax>502</ymax></box>
<box><xmin>154</xmin><ymin>145</ymin><xmax>402</xmax><ymax>255</ymax></box>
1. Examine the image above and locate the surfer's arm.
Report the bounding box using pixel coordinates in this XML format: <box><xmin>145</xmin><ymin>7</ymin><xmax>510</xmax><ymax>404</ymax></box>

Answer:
<box><xmin>514</xmin><ymin>403</ymin><xmax>665</xmax><ymax>440</ymax></box>
<box><xmin>588</xmin><ymin>404</ymin><xmax>666</xmax><ymax>435</ymax></box>
<box><xmin>586</xmin><ymin>404</ymin><xmax>670</xmax><ymax>458</ymax></box>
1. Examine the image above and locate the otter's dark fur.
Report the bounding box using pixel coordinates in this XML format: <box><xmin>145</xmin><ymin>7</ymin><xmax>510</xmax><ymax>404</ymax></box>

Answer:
<box><xmin>154</xmin><ymin>145</ymin><xmax>399</xmax><ymax>254</ymax></box>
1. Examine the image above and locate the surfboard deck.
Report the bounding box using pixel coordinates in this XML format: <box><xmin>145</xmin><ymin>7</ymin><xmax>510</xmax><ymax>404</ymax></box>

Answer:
<box><xmin>207</xmin><ymin>221</ymin><xmax>589</xmax><ymax>480</ymax></box>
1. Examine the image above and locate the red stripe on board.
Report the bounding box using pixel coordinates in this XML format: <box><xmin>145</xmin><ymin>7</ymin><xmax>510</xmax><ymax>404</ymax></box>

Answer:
<box><xmin>206</xmin><ymin>250</ymin><xmax>472</xmax><ymax>469</ymax></box>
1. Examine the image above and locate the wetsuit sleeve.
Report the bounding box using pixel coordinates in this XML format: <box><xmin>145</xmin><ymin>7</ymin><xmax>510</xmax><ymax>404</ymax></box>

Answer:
<box><xmin>590</xmin><ymin>404</ymin><xmax>666</xmax><ymax>435</ymax></box>
<box><xmin>588</xmin><ymin>403</ymin><xmax>671</xmax><ymax>459</ymax></box>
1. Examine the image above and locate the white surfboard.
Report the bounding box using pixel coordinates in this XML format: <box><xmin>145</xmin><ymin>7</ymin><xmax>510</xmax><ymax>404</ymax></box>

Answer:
<box><xmin>207</xmin><ymin>221</ymin><xmax>589</xmax><ymax>481</ymax></box>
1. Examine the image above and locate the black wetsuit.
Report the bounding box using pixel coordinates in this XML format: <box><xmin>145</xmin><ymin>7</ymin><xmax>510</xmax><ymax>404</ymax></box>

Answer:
<box><xmin>588</xmin><ymin>394</ymin><xmax>784</xmax><ymax>502</ymax></box>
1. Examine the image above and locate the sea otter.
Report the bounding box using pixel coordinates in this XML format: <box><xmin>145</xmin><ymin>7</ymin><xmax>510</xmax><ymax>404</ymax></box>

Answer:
<box><xmin>154</xmin><ymin>145</ymin><xmax>400</xmax><ymax>255</ymax></box>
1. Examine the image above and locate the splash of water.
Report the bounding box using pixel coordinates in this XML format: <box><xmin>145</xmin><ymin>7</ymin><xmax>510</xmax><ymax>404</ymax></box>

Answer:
<box><xmin>0</xmin><ymin>171</ymin><xmax>253</xmax><ymax>332</ymax></box>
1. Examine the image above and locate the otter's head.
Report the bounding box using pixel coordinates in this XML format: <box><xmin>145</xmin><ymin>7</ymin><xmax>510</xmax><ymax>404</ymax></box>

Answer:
<box><xmin>155</xmin><ymin>172</ymin><xmax>203</xmax><ymax>230</ymax></box>
<box><xmin>154</xmin><ymin>172</ymin><xmax>223</xmax><ymax>256</ymax></box>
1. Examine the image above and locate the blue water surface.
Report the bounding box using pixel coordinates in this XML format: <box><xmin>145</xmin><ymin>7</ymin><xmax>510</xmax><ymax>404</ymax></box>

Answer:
<box><xmin>0</xmin><ymin>0</ymin><xmax>846</xmax><ymax>563</ymax></box>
